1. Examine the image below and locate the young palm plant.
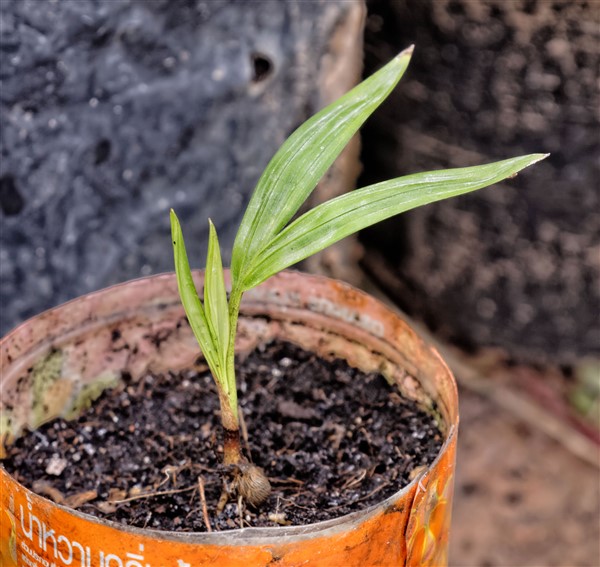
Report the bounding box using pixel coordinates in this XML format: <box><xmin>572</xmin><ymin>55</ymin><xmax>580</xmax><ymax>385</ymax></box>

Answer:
<box><xmin>170</xmin><ymin>46</ymin><xmax>547</xmax><ymax>507</ymax></box>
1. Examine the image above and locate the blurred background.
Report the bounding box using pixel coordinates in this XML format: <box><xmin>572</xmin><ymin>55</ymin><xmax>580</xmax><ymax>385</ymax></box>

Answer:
<box><xmin>1</xmin><ymin>1</ymin><xmax>598</xmax><ymax>565</ymax></box>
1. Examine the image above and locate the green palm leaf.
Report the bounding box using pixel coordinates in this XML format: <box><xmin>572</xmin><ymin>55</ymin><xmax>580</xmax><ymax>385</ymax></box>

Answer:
<box><xmin>170</xmin><ymin>45</ymin><xmax>548</xmax><ymax>467</ymax></box>
<box><xmin>205</xmin><ymin>219</ymin><xmax>230</xmax><ymax>375</ymax></box>
<box><xmin>240</xmin><ymin>154</ymin><xmax>548</xmax><ymax>290</ymax></box>
<box><xmin>231</xmin><ymin>46</ymin><xmax>414</xmax><ymax>288</ymax></box>
<box><xmin>170</xmin><ymin>210</ymin><xmax>221</xmax><ymax>382</ymax></box>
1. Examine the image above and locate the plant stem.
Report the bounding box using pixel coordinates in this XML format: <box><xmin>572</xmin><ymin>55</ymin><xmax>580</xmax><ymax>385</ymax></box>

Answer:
<box><xmin>218</xmin><ymin>388</ymin><xmax>242</xmax><ymax>465</ymax></box>
<box><xmin>226</xmin><ymin>287</ymin><xmax>243</xmax><ymax>405</ymax></box>
<box><xmin>219</xmin><ymin>286</ymin><xmax>244</xmax><ymax>465</ymax></box>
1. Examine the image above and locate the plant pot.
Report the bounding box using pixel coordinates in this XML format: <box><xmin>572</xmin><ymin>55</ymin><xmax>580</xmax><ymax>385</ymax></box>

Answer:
<box><xmin>1</xmin><ymin>270</ymin><xmax>458</xmax><ymax>566</ymax></box>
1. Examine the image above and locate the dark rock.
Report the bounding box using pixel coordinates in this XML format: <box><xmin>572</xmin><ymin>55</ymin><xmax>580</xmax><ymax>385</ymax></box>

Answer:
<box><xmin>0</xmin><ymin>0</ymin><xmax>364</xmax><ymax>334</ymax></box>
<box><xmin>361</xmin><ymin>0</ymin><xmax>599</xmax><ymax>364</ymax></box>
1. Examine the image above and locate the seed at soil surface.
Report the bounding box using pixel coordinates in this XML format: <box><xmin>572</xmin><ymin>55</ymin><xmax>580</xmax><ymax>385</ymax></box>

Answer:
<box><xmin>236</xmin><ymin>463</ymin><xmax>272</xmax><ymax>507</ymax></box>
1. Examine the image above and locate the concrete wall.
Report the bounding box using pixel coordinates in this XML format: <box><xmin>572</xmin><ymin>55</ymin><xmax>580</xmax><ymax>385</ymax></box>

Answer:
<box><xmin>0</xmin><ymin>0</ymin><xmax>364</xmax><ymax>333</ymax></box>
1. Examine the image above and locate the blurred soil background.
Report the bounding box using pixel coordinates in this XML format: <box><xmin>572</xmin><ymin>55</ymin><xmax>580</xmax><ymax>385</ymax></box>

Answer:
<box><xmin>452</xmin><ymin>386</ymin><xmax>598</xmax><ymax>566</ymax></box>
<box><xmin>360</xmin><ymin>2</ymin><xmax>599</xmax><ymax>565</ymax></box>
<box><xmin>1</xmin><ymin>1</ymin><xmax>599</xmax><ymax>565</ymax></box>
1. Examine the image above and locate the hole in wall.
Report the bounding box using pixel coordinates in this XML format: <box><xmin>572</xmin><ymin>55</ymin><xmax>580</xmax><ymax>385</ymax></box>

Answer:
<box><xmin>251</xmin><ymin>52</ymin><xmax>273</xmax><ymax>83</ymax></box>
<box><xmin>94</xmin><ymin>139</ymin><xmax>111</xmax><ymax>165</ymax></box>
<box><xmin>0</xmin><ymin>175</ymin><xmax>24</xmax><ymax>216</ymax></box>
<box><xmin>178</xmin><ymin>126</ymin><xmax>195</xmax><ymax>152</ymax></box>
<box><xmin>92</xmin><ymin>28</ymin><xmax>112</xmax><ymax>48</ymax></box>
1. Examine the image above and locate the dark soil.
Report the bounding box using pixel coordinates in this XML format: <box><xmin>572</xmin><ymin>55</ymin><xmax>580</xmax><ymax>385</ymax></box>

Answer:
<box><xmin>3</xmin><ymin>340</ymin><xmax>443</xmax><ymax>533</ymax></box>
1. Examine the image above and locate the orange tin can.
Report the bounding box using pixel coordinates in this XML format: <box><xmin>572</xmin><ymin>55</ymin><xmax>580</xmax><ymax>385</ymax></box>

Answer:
<box><xmin>1</xmin><ymin>271</ymin><xmax>457</xmax><ymax>566</ymax></box>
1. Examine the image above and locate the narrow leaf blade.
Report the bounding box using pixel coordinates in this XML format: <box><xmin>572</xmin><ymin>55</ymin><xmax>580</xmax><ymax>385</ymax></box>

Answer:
<box><xmin>205</xmin><ymin>219</ymin><xmax>230</xmax><ymax>369</ymax></box>
<box><xmin>242</xmin><ymin>154</ymin><xmax>548</xmax><ymax>289</ymax></box>
<box><xmin>231</xmin><ymin>46</ymin><xmax>414</xmax><ymax>287</ymax></box>
<box><xmin>170</xmin><ymin>209</ymin><xmax>221</xmax><ymax>381</ymax></box>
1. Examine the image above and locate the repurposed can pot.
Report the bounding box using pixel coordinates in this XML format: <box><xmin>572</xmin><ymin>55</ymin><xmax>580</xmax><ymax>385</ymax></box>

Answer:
<box><xmin>0</xmin><ymin>271</ymin><xmax>458</xmax><ymax>566</ymax></box>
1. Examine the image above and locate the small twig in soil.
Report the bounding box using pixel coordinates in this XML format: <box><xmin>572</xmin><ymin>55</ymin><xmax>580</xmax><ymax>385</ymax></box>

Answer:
<box><xmin>278</xmin><ymin>495</ymin><xmax>314</xmax><ymax>511</ymax></box>
<box><xmin>216</xmin><ymin>479</ymin><xmax>230</xmax><ymax>514</ymax></box>
<box><xmin>65</xmin><ymin>490</ymin><xmax>98</xmax><ymax>509</ymax></box>
<box><xmin>33</xmin><ymin>481</ymin><xmax>98</xmax><ymax>509</ymax></box>
<box><xmin>109</xmin><ymin>485</ymin><xmax>196</xmax><ymax>504</ymax></box>
<box><xmin>191</xmin><ymin>463</ymin><xmax>222</xmax><ymax>474</ymax></box>
<box><xmin>357</xmin><ymin>481</ymin><xmax>390</xmax><ymax>503</ymax></box>
<box><xmin>197</xmin><ymin>476</ymin><xmax>212</xmax><ymax>532</ymax></box>
<box><xmin>158</xmin><ymin>462</ymin><xmax>189</xmax><ymax>489</ymax></box>
<box><xmin>341</xmin><ymin>469</ymin><xmax>367</xmax><ymax>490</ymax></box>
<box><xmin>142</xmin><ymin>511</ymin><xmax>152</xmax><ymax>529</ymax></box>
<box><xmin>269</xmin><ymin>476</ymin><xmax>305</xmax><ymax>486</ymax></box>
<box><xmin>268</xmin><ymin>496</ymin><xmax>287</xmax><ymax>524</ymax></box>
<box><xmin>327</xmin><ymin>482</ymin><xmax>391</xmax><ymax>513</ymax></box>
<box><xmin>32</xmin><ymin>480</ymin><xmax>65</xmax><ymax>504</ymax></box>
<box><xmin>239</xmin><ymin>409</ymin><xmax>252</xmax><ymax>460</ymax></box>
<box><xmin>237</xmin><ymin>493</ymin><xmax>244</xmax><ymax>528</ymax></box>
<box><xmin>156</xmin><ymin>466</ymin><xmax>175</xmax><ymax>489</ymax></box>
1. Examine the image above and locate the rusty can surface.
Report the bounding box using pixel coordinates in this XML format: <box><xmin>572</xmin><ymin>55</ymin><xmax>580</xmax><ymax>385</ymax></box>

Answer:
<box><xmin>1</xmin><ymin>271</ymin><xmax>457</xmax><ymax>566</ymax></box>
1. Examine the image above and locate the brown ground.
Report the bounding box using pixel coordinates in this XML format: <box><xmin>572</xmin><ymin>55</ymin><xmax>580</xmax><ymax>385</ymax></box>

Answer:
<box><xmin>450</xmin><ymin>387</ymin><xmax>600</xmax><ymax>567</ymax></box>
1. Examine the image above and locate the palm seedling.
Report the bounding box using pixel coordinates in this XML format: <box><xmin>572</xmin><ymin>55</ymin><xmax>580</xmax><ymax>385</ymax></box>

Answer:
<box><xmin>170</xmin><ymin>46</ymin><xmax>546</xmax><ymax>508</ymax></box>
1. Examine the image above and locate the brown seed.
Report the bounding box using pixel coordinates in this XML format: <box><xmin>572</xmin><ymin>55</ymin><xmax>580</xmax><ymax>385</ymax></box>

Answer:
<box><xmin>237</xmin><ymin>464</ymin><xmax>271</xmax><ymax>507</ymax></box>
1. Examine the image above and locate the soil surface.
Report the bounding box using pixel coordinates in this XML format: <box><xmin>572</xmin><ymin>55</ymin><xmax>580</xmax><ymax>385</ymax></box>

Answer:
<box><xmin>3</xmin><ymin>340</ymin><xmax>442</xmax><ymax>532</ymax></box>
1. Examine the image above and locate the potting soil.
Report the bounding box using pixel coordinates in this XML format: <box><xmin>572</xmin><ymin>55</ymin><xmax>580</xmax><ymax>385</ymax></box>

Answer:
<box><xmin>3</xmin><ymin>340</ymin><xmax>443</xmax><ymax>532</ymax></box>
